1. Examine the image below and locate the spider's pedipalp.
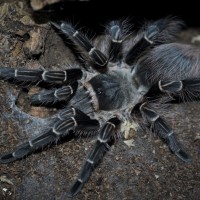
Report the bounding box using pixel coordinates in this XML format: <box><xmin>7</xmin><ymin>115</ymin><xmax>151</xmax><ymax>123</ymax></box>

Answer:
<box><xmin>125</xmin><ymin>17</ymin><xmax>184</xmax><ymax>65</ymax></box>
<box><xmin>68</xmin><ymin>117</ymin><xmax>120</xmax><ymax>197</ymax></box>
<box><xmin>30</xmin><ymin>82</ymin><xmax>78</xmax><ymax>106</ymax></box>
<box><xmin>134</xmin><ymin>103</ymin><xmax>191</xmax><ymax>162</ymax></box>
<box><xmin>0</xmin><ymin>67</ymin><xmax>83</xmax><ymax>85</ymax></box>
<box><xmin>51</xmin><ymin>22</ymin><xmax>108</xmax><ymax>70</ymax></box>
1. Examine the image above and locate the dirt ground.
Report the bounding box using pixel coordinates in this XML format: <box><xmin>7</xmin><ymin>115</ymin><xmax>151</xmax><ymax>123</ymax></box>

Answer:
<box><xmin>0</xmin><ymin>1</ymin><xmax>200</xmax><ymax>200</ymax></box>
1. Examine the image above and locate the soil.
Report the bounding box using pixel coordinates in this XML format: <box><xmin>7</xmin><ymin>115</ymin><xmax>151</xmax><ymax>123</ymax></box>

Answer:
<box><xmin>0</xmin><ymin>1</ymin><xmax>200</xmax><ymax>200</ymax></box>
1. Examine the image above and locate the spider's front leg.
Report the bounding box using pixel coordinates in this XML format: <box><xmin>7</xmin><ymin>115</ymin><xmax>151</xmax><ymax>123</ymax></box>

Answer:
<box><xmin>68</xmin><ymin>117</ymin><xmax>120</xmax><ymax>197</ymax></box>
<box><xmin>106</xmin><ymin>20</ymin><xmax>130</xmax><ymax>62</ymax></box>
<box><xmin>0</xmin><ymin>67</ymin><xmax>82</xmax><ymax>85</ymax></box>
<box><xmin>0</xmin><ymin>67</ymin><xmax>83</xmax><ymax>106</ymax></box>
<box><xmin>131</xmin><ymin>102</ymin><xmax>191</xmax><ymax>162</ymax></box>
<box><xmin>51</xmin><ymin>22</ymin><xmax>108</xmax><ymax>71</ymax></box>
<box><xmin>0</xmin><ymin>107</ymin><xmax>99</xmax><ymax>164</ymax></box>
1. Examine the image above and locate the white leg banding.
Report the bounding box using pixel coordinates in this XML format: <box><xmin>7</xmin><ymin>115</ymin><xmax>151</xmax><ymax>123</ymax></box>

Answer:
<box><xmin>29</xmin><ymin>141</ymin><xmax>33</xmax><ymax>147</ymax></box>
<box><xmin>106</xmin><ymin>121</ymin><xmax>116</xmax><ymax>128</ymax></box>
<box><xmin>87</xmin><ymin>159</ymin><xmax>94</xmax><ymax>164</ymax></box>
<box><xmin>168</xmin><ymin>131</ymin><xmax>173</xmax><ymax>136</ymax></box>
<box><xmin>68</xmin><ymin>85</ymin><xmax>73</xmax><ymax>94</ymax></box>
<box><xmin>38</xmin><ymin>94</ymin><xmax>41</xmax><ymax>101</ymax></box>
<box><xmin>63</xmin><ymin>71</ymin><xmax>67</xmax><ymax>81</ymax></box>
<box><xmin>42</xmin><ymin>71</ymin><xmax>47</xmax><ymax>81</ymax></box>
<box><xmin>54</xmin><ymin>90</ymin><xmax>58</xmax><ymax>98</ymax></box>
<box><xmin>112</xmin><ymin>39</ymin><xmax>123</xmax><ymax>43</ymax></box>
<box><xmin>89</xmin><ymin>47</ymin><xmax>96</xmax><ymax>55</ymax></box>
<box><xmin>151</xmin><ymin>115</ymin><xmax>159</xmax><ymax>122</ymax></box>
<box><xmin>52</xmin><ymin>127</ymin><xmax>60</xmax><ymax>135</ymax></box>
<box><xmin>73</xmin><ymin>31</ymin><xmax>79</xmax><ymax>37</ymax></box>
<box><xmin>72</xmin><ymin>107</ymin><xmax>76</xmax><ymax>116</ymax></box>
<box><xmin>14</xmin><ymin>69</ymin><xmax>18</xmax><ymax>77</ymax></box>
<box><xmin>58</xmin><ymin>114</ymin><xmax>63</xmax><ymax>120</ymax></box>
<box><xmin>71</xmin><ymin>117</ymin><xmax>77</xmax><ymax>126</ymax></box>
<box><xmin>78</xmin><ymin>178</ymin><xmax>83</xmax><ymax>183</ymax></box>
<box><xmin>144</xmin><ymin>34</ymin><xmax>153</xmax><ymax>44</ymax></box>
<box><xmin>97</xmin><ymin>136</ymin><xmax>108</xmax><ymax>143</ymax></box>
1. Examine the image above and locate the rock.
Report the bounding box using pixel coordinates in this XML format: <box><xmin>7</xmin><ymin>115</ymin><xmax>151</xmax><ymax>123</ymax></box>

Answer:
<box><xmin>30</xmin><ymin>0</ymin><xmax>61</xmax><ymax>11</ymax></box>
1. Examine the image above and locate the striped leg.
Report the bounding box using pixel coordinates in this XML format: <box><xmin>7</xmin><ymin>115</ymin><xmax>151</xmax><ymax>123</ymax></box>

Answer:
<box><xmin>0</xmin><ymin>107</ymin><xmax>99</xmax><ymax>163</ymax></box>
<box><xmin>106</xmin><ymin>20</ymin><xmax>129</xmax><ymax>62</ymax></box>
<box><xmin>125</xmin><ymin>17</ymin><xmax>183</xmax><ymax>65</ymax></box>
<box><xmin>68</xmin><ymin>117</ymin><xmax>120</xmax><ymax>197</ymax></box>
<box><xmin>145</xmin><ymin>80</ymin><xmax>183</xmax><ymax>98</ymax></box>
<box><xmin>51</xmin><ymin>22</ymin><xmax>108</xmax><ymax>71</ymax></box>
<box><xmin>145</xmin><ymin>79</ymin><xmax>200</xmax><ymax>103</ymax></box>
<box><xmin>131</xmin><ymin>102</ymin><xmax>191</xmax><ymax>162</ymax></box>
<box><xmin>0</xmin><ymin>67</ymin><xmax>82</xmax><ymax>85</ymax></box>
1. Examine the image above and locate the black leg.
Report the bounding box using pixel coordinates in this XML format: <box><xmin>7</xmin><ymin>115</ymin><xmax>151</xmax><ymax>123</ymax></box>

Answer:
<box><xmin>30</xmin><ymin>82</ymin><xmax>78</xmax><ymax>106</ymax></box>
<box><xmin>145</xmin><ymin>80</ymin><xmax>183</xmax><ymax>99</ymax></box>
<box><xmin>0</xmin><ymin>67</ymin><xmax>83</xmax><ymax>85</ymax></box>
<box><xmin>146</xmin><ymin>79</ymin><xmax>200</xmax><ymax>102</ymax></box>
<box><xmin>51</xmin><ymin>22</ymin><xmax>108</xmax><ymax>71</ymax></box>
<box><xmin>106</xmin><ymin>20</ymin><xmax>130</xmax><ymax>62</ymax></box>
<box><xmin>131</xmin><ymin>102</ymin><xmax>191</xmax><ymax>162</ymax></box>
<box><xmin>125</xmin><ymin>17</ymin><xmax>183</xmax><ymax>65</ymax></box>
<box><xmin>68</xmin><ymin>117</ymin><xmax>120</xmax><ymax>197</ymax></box>
<box><xmin>0</xmin><ymin>107</ymin><xmax>99</xmax><ymax>164</ymax></box>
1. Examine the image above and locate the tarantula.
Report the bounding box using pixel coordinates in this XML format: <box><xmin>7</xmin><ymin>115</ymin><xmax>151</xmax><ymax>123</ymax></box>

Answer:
<box><xmin>0</xmin><ymin>17</ymin><xmax>199</xmax><ymax>197</ymax></box>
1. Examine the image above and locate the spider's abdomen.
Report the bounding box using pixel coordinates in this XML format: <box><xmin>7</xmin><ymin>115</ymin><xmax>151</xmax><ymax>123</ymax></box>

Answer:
<box><xmin>88</xmin><ymin>70</ymin><xmax>136</xmax><ymax>111</ymax></box>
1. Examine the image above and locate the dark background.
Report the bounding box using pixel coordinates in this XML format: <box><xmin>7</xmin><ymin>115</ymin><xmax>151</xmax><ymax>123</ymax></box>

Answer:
<box><xmin>33</xmin><ymin>0</ymin><xmax>200</xmax><ymax>31</ymax></box>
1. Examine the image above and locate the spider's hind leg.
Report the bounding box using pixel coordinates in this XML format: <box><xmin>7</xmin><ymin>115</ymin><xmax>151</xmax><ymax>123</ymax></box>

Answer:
<box><xmin>131</xmin><ymin>102</ymin><xmax>191</xmax><ymax>163</ymax></box>
<box><xmin>0</xmin><ymin>107</ymin><xmax>99</xmax><ymax>164</ymax></box>
<box><xmin>130</xmin><ymin>78</ymin><xmax>200</xmax><ymax>162</ymax></box>
<box><xmin>68</xmin><ymin>117</ymin><xmax>120</xmax><ymax>197</ymax></box>
<box><xmin>125</xmin><ymin>17</ymin><xmax>184</xmax><ymax>65</ymax></box>
<box><xmin>145</xmin><ymin>78</ymin><xmax>200</xmax><ymax>103</ymax></box>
